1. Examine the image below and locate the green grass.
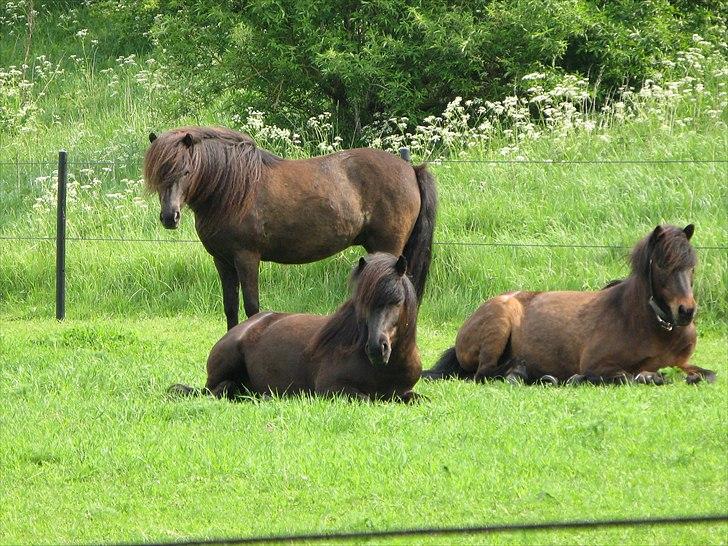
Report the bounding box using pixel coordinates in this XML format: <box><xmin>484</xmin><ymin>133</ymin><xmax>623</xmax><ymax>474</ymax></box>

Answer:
<box><xmin>1</xmin><ymin>7</ymin><xmax>727</xmax><ymax>545</ymax></box>
<box><xmin>1</xmin><ymin>130</ymin><xmax>726</xmax><ymax>328</ymax></box>
<box><xmin>0</xmin><ymin>318</ymin><xmax>727</xmax><ymax>545</ymax></box>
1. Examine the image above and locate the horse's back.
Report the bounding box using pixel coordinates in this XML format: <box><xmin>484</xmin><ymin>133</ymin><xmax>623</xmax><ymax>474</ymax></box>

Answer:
<box><xmin>252</xmin><ymin>148</ymin><xmax>421</xmax><ymax>262</ymax></box>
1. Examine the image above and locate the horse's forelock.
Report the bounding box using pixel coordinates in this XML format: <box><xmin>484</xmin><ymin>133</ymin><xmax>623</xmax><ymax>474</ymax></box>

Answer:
<box><xmin>630</xmin><ymin>225</ymin><xmax>697</xmax><ymax>277</ymax></box>
<box><xmin>143</xmin><ymin>126</ymin><xmax>273</xmax><ymax>226</ymax></box>
<box><xmin>143</xmin><ymin>131</ymin><xmax>192</xmax><ymax>193</ymax></box>
<box><xmin>307</xmin><ymin>254</ymin><xmax>418</xmax><ymax>361</ymax></box>
<box><xmin>353</xmin><ymin>254</ymin><xmax>418</xmax><ymax>340</ymax></box>
<box><xmin>656</xmin><ymin>227</ymin><xmax>697</xmax><ymax>271</ymax></box>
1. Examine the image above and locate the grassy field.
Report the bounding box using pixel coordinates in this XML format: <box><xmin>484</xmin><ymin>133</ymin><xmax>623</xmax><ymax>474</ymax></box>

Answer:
<box><xmin>1</xmin><ymin>6</ymin><xmax>728</xmax><ymax>545</ymax></box>
<box><xmin>0</xmin><ymin>318</ymin><xmax>726</xmax><ymax>545</ymax></box>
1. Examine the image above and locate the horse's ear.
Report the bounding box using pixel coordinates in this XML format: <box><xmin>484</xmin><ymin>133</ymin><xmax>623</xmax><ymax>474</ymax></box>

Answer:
<box><xmin>181</xmin><ymin>133</ymin><xmax>194</xmax><ymax>147</ymax></box>
<box><xmin>395</xmin><ymin>255</ymin><xmax>407</xmax><ymax>277</ymax></box>
<box><xmin>648</xmin><ymin>225</ymin><xmax>663</xmax><ymax>248</ymax></box>
<box><xmin>683</xmin><ymin>224</ymin><xmax>695</xmax><ymax>240</ymax></box>
<box><xmin>148</xmin><ymin>132</ymin><xmax>157</xmax><ymax>143</ymax></box>
<box><xmin>357</xmin><ymin>256</ymin><xmax>367</xmax><ymax>273</ymax></box>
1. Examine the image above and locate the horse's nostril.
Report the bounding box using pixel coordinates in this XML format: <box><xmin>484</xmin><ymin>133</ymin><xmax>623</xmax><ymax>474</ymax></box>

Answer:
<box><xmin>159</xmin><ymin>212</ymin><xmax>164</xmax><ymax>223</ymax></box>
<box><xmin>679</xmin><ymin>305</ymin><xmax>694</xmax><ymax>319</ymax></box>
<box><xmin>174</xmin><ymin>210</ymin><xmax>180</xmax><ymax>223</ymax></box>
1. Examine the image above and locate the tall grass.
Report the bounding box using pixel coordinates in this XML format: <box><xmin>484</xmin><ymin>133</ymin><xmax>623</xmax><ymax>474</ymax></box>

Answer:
<box><xmin>1</xmin><ymin>6</ymin><xmax>726</xmax><ymax>333</ymax></box>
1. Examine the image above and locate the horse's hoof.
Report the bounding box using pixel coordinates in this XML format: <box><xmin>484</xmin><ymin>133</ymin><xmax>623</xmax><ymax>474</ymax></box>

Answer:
<box><xmin>538</xmin><ymin>375</ymin><xmax>559</xmax><ymax>386</ymax></box>
<box><xmin>401</xmin><ymin>391</ymin><xmax>428</xmax><ymax>404</ymax></box>
<box><xmin>685</xmin><ymin>371</ymin><xmax>715</xmax><ymax>385</ymax></box>
<box><xmin>566</xmin><ymin>374</ymin><xmax>585</xmax><ymax>386</ymax></box>
<box><xmin>168</xmin><ymin>383</ymin><xmax>195</xmax><ymax>396</ymax></box>
<box><xmin>685</xmin><ymin>373</ymin><xmax>701</xmax><ymax>384</ymax></box>
<box><xmin>505</xmin><ymin>373</ymin><xmax>524</xmax><ymax>385</ymax></box>
<box><xmin>635</xmin><ymin>372</ymin><xmax>664</xmax><ymax>385</ymax></box>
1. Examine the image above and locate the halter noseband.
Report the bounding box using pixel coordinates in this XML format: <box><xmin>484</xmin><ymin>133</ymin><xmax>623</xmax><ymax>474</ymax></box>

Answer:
<box><xmin>647</xmin><ymin>258</ymin><xmax>675</xmax><ymax>331</ymax></box>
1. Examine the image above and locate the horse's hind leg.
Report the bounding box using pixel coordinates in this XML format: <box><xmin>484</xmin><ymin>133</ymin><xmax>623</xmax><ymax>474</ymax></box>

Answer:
<box><xmin>468</xmin><ymin>299</ymin><xmax>520</xmax><ymax>382</ymax></box>
<box><xmin>205</xmin><ymin>332</ymin><xmax>249</xmax><ymax>399</ymax></box>
<box><xmin>207</xmin><ymin>380</ymin><xmax>243</xmax><ymax>400</ymax></box>
<box><xmin>473</xmin><ymin>338</ymin><xmax>511</xmax><ymax>382</ymax></box>
<box><xmin>504</xmin><ymin>360</ymin><xmax>530</xmax><ymax>384</ymax></box>
<box><xmin>234</xmin><ymin>251</ymin><xmax>261</xmax><ymax>318</ymax></box>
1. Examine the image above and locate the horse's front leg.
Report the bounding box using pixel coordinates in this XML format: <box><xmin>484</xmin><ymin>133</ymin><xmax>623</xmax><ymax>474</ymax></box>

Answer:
<box><xmin>314</xmin><ymin>382</ymin><xmax>370</xmax><ymax>401</ymax></box>
<box><xmin>573</xmin><ymin>356</ymin><xmax>633</xmax><ymax>385</ymax></box>
<box><xmin>234</xmin><ymin>251</ymin><xmax>261</xmax><ymax>318</ymax></box>
<box><xmin>393</xmin><ymin>390</ymin><xmax>429</xmax><ymax>403</ymax></box>
<box><xmin>669</xmin><ymin>341</ymin><xmax>715</xmax><ymax>384</ymax></box>
<box><xmin>213</xmin><ymin>256</ymin><xmax>240</xmax><ymax>330</ymax></box>
<box><xmin>681</xmin><ymin>365</ymin><xmax>717</xmax><ymax>384</ymax></box>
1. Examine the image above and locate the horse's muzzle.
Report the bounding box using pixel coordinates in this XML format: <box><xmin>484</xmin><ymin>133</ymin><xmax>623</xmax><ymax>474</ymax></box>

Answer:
<box><xmin>160</xmin><ymin>210</ymin><xmax>180</xmax><ymax>229</ymax></box>
<box><xmin>677</xmin><ymin>304</ymin><xmax>696</xmax><ymax>326</ymax></box>
<box><xmin>366</xmin><ymin>338</ymin><xmax>391</xmax><ymax>366</ymax></box>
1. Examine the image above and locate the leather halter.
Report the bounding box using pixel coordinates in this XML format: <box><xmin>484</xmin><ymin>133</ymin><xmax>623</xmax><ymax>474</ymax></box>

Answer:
<box><xmin>647</xmin><ymin>258</ymin><xmax>675</xmax><ymax>331</ymax></box>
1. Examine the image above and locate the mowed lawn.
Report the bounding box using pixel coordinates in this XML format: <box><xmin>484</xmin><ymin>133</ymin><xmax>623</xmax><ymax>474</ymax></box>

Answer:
<box><xmin>0</xmin><ymin>316</ymin><xmax>726</xmax><ymax>545</ymax></box>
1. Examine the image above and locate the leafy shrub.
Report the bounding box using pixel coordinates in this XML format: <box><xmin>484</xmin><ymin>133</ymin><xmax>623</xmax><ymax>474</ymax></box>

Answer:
<box><xmin>144</xmin><ymin>0</ymin><xmax>726</xmax><ymax>134</ymax></box>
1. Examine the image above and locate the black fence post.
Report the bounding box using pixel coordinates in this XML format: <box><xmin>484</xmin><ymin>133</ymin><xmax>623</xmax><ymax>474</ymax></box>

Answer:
<box><xmin>399</xmin><ymin>147</ymin><xmax>411</xmax><ymax>162</ymax></box>
<box><xmin>56</xmin><ymin>150</ymin><xmax>67</xmax><ymax>321</ymax></box>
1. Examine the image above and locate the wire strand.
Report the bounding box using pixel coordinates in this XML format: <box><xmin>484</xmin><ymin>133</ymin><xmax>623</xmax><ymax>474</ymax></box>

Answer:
<box><xmin>2</xmin><ymin>235</ymin><xmax>726</xmax><ymax>251</ymax></box>
<box><xmin>106</xmin><ymin>513</ymin><xmax>728</xmax><ymax>546</ymax></box>
<box><xmin>1</xmin><ymin>158</ymin><xmax>727</xmax><ymax>168</ymax></box>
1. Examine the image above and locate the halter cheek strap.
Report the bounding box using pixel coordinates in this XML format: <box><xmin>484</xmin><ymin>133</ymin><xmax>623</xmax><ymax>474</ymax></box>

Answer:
<box><xmin>647</xmin><ymin>258</ymin><xmax>675</xmax><ymax>331</ymax></box>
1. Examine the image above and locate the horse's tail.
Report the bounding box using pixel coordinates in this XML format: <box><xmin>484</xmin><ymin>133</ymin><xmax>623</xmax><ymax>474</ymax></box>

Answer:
<box><xmin>421</xmin><ymin>347</ymin><xmax>472</xmax><ymax>380</ymax></box>
<box><xmin>403</xmin><ymin>164</ymin><xmax>437</xmax><ymax>303</ymax></box>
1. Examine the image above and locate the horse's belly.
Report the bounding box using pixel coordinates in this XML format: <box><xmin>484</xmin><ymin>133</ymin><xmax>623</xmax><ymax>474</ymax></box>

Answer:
<box><xmin>510</xmin><ymin>295</ymin><xmax>591</xmax><ymax>377</ymax></box>
<box><xmin>262</xmin><ymin>211</ymin><xmax>364</xmax><ymax>263</ymax></box>
<box><xmin>242</xmin><ymin>315</ymin><xmax>325</xmax><ymax>394</ymax></box>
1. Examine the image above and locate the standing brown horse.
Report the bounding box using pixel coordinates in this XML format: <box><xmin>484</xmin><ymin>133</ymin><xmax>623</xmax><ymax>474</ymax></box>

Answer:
<box><xmin>144</xmin><ymin>127</ymin><xmax>437</xmax><ymax>329</ymax></box>
<box><xmin>169</xmin><ymin>253</ymin><xmax>422</xmax><ymax>401</ymax></box>
<box><xmin>424</xmin><ymin>224</ymin><xmax>716</xmax><ymax>385</ymax></box>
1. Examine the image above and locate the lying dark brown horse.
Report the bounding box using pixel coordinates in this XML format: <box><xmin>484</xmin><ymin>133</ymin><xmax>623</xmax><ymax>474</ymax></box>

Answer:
<box><xmin>424</xmin><ymin>224</ymin><xmax>716</xmax><ymax>385</ymax></box>
<box><xmin>144</xmin><ymin>127</ymin><xmax>437</xmax><ymax>329</ymax></box>
<box><xmin>170</xmin><ymin>253</ymin><xmax>422</xmax><ymax>400</ymax></box>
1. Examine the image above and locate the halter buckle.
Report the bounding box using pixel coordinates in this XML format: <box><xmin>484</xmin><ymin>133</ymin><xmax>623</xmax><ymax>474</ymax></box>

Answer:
<box><xmin>649</xmin><ymin>296</ymin><xmax>674</xmax><ymax>331</ymax></box>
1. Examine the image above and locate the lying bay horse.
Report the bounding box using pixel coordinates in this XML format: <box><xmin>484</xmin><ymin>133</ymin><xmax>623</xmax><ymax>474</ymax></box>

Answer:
<box><xmin>144</xmin><ymin>127</ymin><xmax>437</xmax><ymax>329</ymax></box>
<box><xmin>424</xmin><ymin>224</ymin><xmax>716</xmax><ymax>385</ymax></box>
<box><xmin>169</xmin><ymin>253</ymin><xmax>422</xmax><ymax>401</ymax></box>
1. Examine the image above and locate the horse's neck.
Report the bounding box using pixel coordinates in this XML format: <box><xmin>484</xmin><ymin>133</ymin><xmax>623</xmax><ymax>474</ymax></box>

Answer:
<box><xmin>616</xmin><ymin>276</ymin><xmax>656</xmax><ymax>328</ymax></box>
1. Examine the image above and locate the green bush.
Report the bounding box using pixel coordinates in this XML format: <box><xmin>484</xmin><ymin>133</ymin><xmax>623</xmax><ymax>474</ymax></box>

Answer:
<box><xmin>142</xmin><ymin>0</ymin><xmax>725</xmax><ymax>134</ymax></box>
<box><xmin>4</xmin><ymin>0</ymin><xmax>726</xmax><ymax>138</ymax></box>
